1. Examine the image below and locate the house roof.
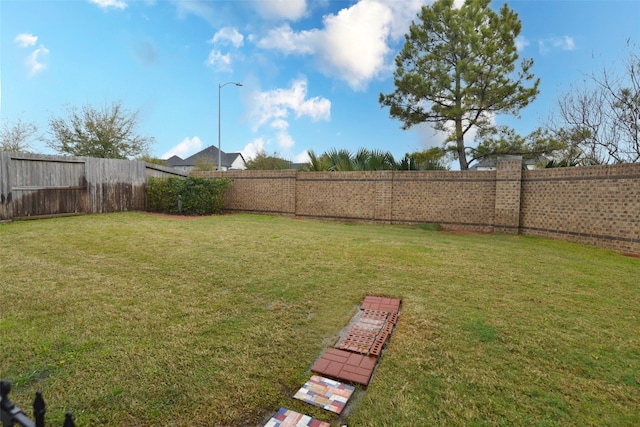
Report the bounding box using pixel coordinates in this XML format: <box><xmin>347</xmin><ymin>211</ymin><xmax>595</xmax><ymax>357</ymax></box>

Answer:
<box><xmin>165</xmin><ymin>145</ymin><xmax>245</xmax><ymax>168</ymax></box>
<box><xmin>165</xmin><ymin>155</ymin><xmax>184</xmax><ymax>167</ymax></box>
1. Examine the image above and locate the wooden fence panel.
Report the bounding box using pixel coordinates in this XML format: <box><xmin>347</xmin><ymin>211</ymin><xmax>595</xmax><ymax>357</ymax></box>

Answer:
<box><xmin>144</xmin><ymin>163</ymin><xmax>189</xmax><ymax>179</ymax></box>
<box><xmin>0</xmin><ymin>151</ymin><xmax>11</xmax><ymax>221</ymax></box>
<box><xmin>85</xmin><ymin>158</ymin><xmax>145</xmax><ymax>213</ymax></box>
<box><xmin>0</xmin><ymin>152</ymin><xmax>187</xmax><ymax>221</ymax></box>
<box><xmin>9</xmin><ymin>154</ymin><xmax>87</xmax><ymax>219</ymax></box>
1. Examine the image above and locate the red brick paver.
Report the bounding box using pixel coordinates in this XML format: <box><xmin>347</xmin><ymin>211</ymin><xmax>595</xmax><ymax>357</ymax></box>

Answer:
<box><xmin>310</xmin><ymin>348</ymin><xmax>378</xmax><ymax>386</ymax></box>
<box><xmin>263</xmin><ymin>296</ymin><xmax>401</xmax><ymax>425</ymax></box>
<box><xmin>360</xmin><ymin>296</ymin><xmax>401</xmax><ymax>313</ymax></box>
<box><xmin>338</xmin><ymin>326</ymin><xmax>378</xmax><ymax>353</ymax></box>
<box><xmin>336</xmin><ymin>308</ymin><xmax>397</xmax><ymax>356</ymax></box>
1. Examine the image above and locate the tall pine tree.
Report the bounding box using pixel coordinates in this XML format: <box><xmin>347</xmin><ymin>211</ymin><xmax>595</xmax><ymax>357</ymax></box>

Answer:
<box><xmin>380</xmin><ymin>0</ymin><xmax>539</xmax><ymax>169</ymax></box>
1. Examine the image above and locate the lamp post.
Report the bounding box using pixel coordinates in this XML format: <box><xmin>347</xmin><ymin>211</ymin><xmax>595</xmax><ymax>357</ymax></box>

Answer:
<box><xmin>218</xmin><ymin>81</ymin><xmax>243</xmax><ymax>171</ymax></box>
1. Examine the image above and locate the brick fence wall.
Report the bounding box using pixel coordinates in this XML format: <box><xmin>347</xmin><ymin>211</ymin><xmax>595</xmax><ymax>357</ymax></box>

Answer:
<box><xmin>193</xmin><ymin>158</ymin><xmax>640</xmax><ymax>255</ymax></box>
<box><xmin>520</xmin><ymin>163</ymin><xmax>640</xmax><ymax>254</ymax></box>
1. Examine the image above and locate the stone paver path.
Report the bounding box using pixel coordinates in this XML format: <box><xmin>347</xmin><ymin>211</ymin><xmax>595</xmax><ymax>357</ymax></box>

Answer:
<box><xmin>293</xmin><ymin>375</ymin><xmax>355</xmax><ymax>414</ymax></box>
<box><xmin>263</xmin><ymin>407</ymin><xmax>329</xmax><ymax>427</ymax></box>
<box><xmin>263</xmin><ymin>295</ymin><xmax>401</xmax><ymax>426</ymax></box>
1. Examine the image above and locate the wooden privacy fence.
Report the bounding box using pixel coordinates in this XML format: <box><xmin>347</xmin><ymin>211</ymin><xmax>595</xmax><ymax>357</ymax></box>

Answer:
<box><xmin>0</xmin><ymin>151</ymin><xmax>186</xmax><ymax>222</ymax></box>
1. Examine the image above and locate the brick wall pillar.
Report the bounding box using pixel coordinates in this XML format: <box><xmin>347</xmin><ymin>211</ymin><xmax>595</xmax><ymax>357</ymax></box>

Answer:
<box><xmin>373</xmin><ymin>171</ymin><xmax>393</xmax><ymax>223</ymax></box>
<box><xmin>284</xmin><ymin>171</ymin><xmax>297</xmax><ymax>215</ymax></box>
<box><xmin>494</xmin><ymin>156</ymin><xmax>522</xmax><ymax>234</ymax></box>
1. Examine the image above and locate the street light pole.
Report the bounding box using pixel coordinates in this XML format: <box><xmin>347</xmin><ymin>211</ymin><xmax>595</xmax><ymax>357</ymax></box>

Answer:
<box><xmin>218</xmin><ymin>81</ymin><xmax>243</xmax><ymax>171</ymax></box>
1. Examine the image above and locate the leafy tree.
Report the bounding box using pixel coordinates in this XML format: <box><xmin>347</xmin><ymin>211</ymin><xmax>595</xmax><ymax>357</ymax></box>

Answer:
<box><xmin>471</xmin><ymin>126</ymin><xmax>565</xmax><ymax>166</ymax></box>
<box><xmin>47</xmin><ymin>101</ymin><xmax>154</xmax><ymax>159</ymax></box>
<box><xmin>193</xmin><ymin>157</ymin><xmax>218</xmax><ymax>171</ymax></box>
<box><xmin>0</xmin><ymin>117</ymin><xmax>39</xmax><ymax>152</ymax></box>
<box><xmin>244</xmin><ymin>150</ymin><xmax>292</xmax><ymax>170</ymax></box>
<box><xmin>137</xmin><ymin>154</ymin><xmax>167</xmax><ymax>166</ymax></box>
<box><xmin>400</xmin><ymin>147</ymin><xmax>449</xmax><ymax>170</ymax></box>
<box><xmin>380</xmin><ymin>0</ymin><xmax>540</xmax><ymax>170</ymax></box>
<box><xmin>543</xmin><ymin>127</ymin><xmax>602</xmax><ymax>167</ymax></box>
<box><xmin>547</xmin><ymin>46</ymin><xmax>640</xmax><ymax>164</ymax></box>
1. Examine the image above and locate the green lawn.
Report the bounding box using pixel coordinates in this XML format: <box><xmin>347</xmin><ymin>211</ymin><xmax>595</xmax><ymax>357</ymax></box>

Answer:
<box><xmin>1</xmin><ymin>212</ymin><xmax>638</xmax><ymax>426</ymax></box>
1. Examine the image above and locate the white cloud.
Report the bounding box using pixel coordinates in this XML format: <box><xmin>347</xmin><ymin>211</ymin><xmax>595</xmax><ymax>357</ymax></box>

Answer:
<box><xmin>242</xmin><ymin>136</ymin><xmax>303</xmax><ymax>160</ymax></box>
<box><xmin>162</xmin><ymin>136</ymin><xmax>203</xmax><ymax>159</ymax></box>
<box><xmin>205</xmin><ymin>50</ymin><xmax>232</xmax><ymax>72</ymax></box>
<box><xmin>293</xmin><ymin>150</ymin><xmax>310</xmax><ymax>163</ymax></box>
<box><xmin>539</xmin><ymin>36</ymin><xmax>576</xmax><ymax>55</ymax></box>
<box><xmin>251</xmin><ymin>77</ymin><xmax>330</xmax><ymax>131</ymax></box>
<box><xmin>257</xmin><ymin>0</ymin><xmax>425</xmax><ymax>90</ymax></box>
<box><xmin>258</xmin><ymin>24</ymin><xmax>316</xmax><ymax>55</ymax></box>
<box><xmin>250</xmin><ymin>77</ymin><xmax>330</xmax><ymax>151</ymax></box>
<box><xmin>25</xmin><ymin>46</ymin><xmax>49</xmax><ymax>77</ymax></box>
<box><xmin>14</xmin><ymin>33</ymin><xmax>37</xmax><ymax>48</ymax></box>
<box><xmin>254</xmin><ymin>0</ymin><xmax>307</xmax><ymax>21</ymax></box>
<box><xmin>270</xmin><ymin>119</ymin><xmax>289</xmax><ymax>130</ymax></box>
<box><xmin>206</xmin><ymin>28</ymin><xmax>244</xmax><ymax>72</ymax></box>
<box><xmin>319</xmin><ymin>0</ymin><xmax>393</xmax><ymax>90</ymax></box>
<box><xmin>170</xmin><ymin>0</ymin><xmax>215</xmax><ymax>24</ymax></box>
<box><xmin>14</xmin><ymin>33</ymin><xmax>49</xmax><ymax>77</ymax></box>
<box><xmin>515</xmin><ymin>35</ymin><xmax>530</xmax><ymax>52</ymax></box>
<box><xmin>241</xmin><ymin>138</ymin><xmax>266</xmax><ymax>160</ymax></box>
<box><xmin>276</xmin><ymin>131</ymin><xmax>295</xmax><ymax>149</ymax></box>
<box><xmin>210</xmin><ymin>27</ymin><xmax>244</xmax><ymax>48</ymax></box>
<box><xmin>89</xmin><ymin>0</ymin><xmax>127</xmax><ymax>10</ymax></box>
<box><xmin>383</xmin><ymin>0</ymin><xmax>432</xmax><ymax>39</ymax></box>
<box><xmin>410</xmin><ymin>123</ymin><xmax>447</xmax><ymax>150</ymax></box>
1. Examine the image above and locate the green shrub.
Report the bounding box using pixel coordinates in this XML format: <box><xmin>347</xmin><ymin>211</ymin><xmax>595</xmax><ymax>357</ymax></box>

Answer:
<box><xmin>146</xmin><ymin>177</ymin><xmax>232</xmax><ymax>215</ymax></box>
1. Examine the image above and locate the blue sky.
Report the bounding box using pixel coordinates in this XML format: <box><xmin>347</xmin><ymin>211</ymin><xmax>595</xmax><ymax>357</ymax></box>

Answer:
<box><xmin>1</xmin><ymin>0</ymin><xmax>639</xmax><ymax>166</ymax></box>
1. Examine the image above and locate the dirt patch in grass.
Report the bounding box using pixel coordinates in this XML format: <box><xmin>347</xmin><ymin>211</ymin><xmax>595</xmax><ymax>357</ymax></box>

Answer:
<box><xmin>622</xmin><ymin>252</ymin><xmax>640</xmax><ymax>259</ymax></box>
<box><xmin>142</xmin><ymin>211</ymin><xmax>206</xmax><ymax>220</ymax></box>
<box><xmin>441</xmin><ymin>229</ymin><xmax>491</xmax><ymax>235</ymax></box>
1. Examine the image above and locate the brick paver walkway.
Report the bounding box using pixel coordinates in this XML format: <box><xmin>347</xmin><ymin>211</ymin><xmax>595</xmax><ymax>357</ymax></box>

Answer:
<box><xmin>263</xmin><ymin>295</ymin><xmax>401</xmax><ymax>426</ymax></box>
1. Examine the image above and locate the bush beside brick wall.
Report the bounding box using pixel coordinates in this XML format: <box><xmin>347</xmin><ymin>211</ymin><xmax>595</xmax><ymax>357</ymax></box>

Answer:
<box><xmin>193</xmin><ymin>169</ymin><xmax>297</xmax><ymax>215</ymax></box>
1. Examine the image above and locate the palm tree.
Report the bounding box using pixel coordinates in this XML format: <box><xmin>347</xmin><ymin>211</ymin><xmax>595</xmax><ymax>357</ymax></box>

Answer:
<box><xmin>365</xmin><ymin>149</ymin><xmax>397</xmax><ymax>170</ymax></box>
<box><xmin>305</xmin><ymin>147</ymin><xmax>398</xmax><ymax>171</ymax></box>
<box><xmin>326</xmin><ymin>148</ymin><xmax>355</xmax><ymax>171</ymax></box>
<box><xmin>305</xmin><ymin>150</ymin><xmax>332</xmax><ymax>171</ymax></box>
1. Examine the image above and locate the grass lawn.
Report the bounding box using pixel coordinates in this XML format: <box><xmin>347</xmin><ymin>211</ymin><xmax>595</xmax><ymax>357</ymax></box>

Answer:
<box><xmin>1</xmin><ymin>212</ymin><xmax>639</xmax><ymax>426</ymax></box>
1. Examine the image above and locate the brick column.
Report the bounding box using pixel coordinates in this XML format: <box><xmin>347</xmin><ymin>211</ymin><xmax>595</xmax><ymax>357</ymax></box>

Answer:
<box><xmin>285</xmin><ymin>171</ymin><xmax>297</xmax><ymax>215</ymax></box>
<box><xmin>374</xmin><ymin>171</ymin><xmax>393</xmax><ymax>223</ymax></box>
<box><xmin>494</xmin><ymin>156</ymin><xmax>522</xmax><ymax>234</ymax></box>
